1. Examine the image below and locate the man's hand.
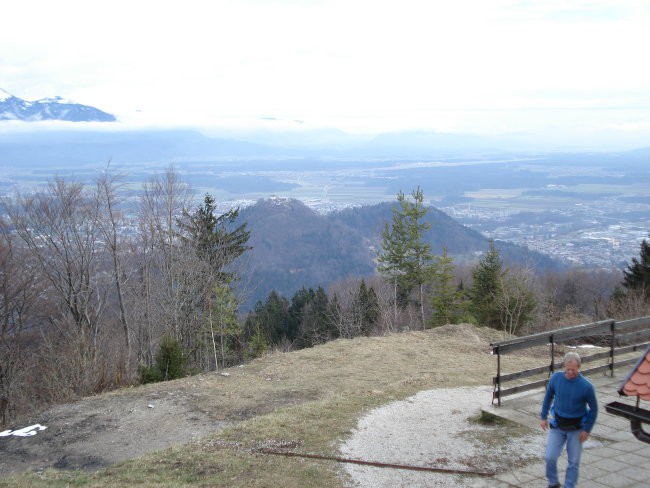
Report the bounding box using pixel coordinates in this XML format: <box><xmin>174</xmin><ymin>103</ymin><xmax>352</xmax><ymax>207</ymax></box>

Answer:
<box><xmin>579</xmin><ymin>430</ymin><xmax>589</xmax><ymax>443</ymax></box>
<box><xmin>540</xmin><ymin>419</ymin><xmax>548</xmax><ymax>431</ymax></box>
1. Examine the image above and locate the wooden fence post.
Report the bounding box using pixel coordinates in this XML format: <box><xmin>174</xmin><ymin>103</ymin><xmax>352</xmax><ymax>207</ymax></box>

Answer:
<box><xmin>550</xmin><ymin>334</ymin><xmax>555</xmax><ymax>375</ymax></box>
<box><xmin>610</xmin><ymin>320</ymin><xmax>616</xmax><ymax>377</ymax></box>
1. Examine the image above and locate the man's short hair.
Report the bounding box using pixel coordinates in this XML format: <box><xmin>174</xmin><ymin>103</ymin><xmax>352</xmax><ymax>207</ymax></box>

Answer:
<box><xmin>564</xmin><ymin>351</ymin><xmax>581</xmax><ymax>367</ymax></box>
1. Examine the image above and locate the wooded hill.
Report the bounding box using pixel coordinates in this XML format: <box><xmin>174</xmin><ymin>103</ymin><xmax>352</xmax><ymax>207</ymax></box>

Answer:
<box><xmin>236</xmin><ymin>197</ymin><xmax>560</xmax><ymax>309</ymax></box>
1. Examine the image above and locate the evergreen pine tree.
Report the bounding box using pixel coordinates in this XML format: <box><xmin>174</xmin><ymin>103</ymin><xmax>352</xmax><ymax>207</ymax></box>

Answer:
<box><xmin>377</xmin><ymin>206</ymin><xmax>408</xmax><ymax>320</ymax></box>
<box><xmin>352</xmin><ymin>279</ymin><xmax>380</xmax><ymax>335</ymax></box>
<box><xmin>468</xmin><ymin>240</ymin><xmax>504</xmax><ymax>329</ymax></box>
<box><xmin>289</xmin><ymin>287</ymin><xmax>313</xmax><ymax>344</ymax></box>
<box><xmin>428</xmin><ymin>248</ymin><xmax>462</xmax><ymax>327</ymax></box>
<box><xmin>246</xmin><ymin>325</ymin><xmax>269</xmax><ymax>359</ymax></box>
<box><xmin>250</xmin><ymin>290</ymin><xmax>292</xmax><ymax>346</ymax></box>
<box><xmin>176</xmin><ymin>194</ymin><xmax>250</xmax><ymax>370</ymax></box>
<box><xmin>622</xmin><ymin>237</ymin><xmax>650</xmax><ymax>297</ymax></box>
<box><xmin>296</xmin><ymin>286</ymin><xmax>334</xmax><ymax>347</ymax></box>
<box><xmin>139</xmin><ymin>335</ymin><xmax>188</xmax><ymax>383</ymax></box>
<box><xmin>377</xmin><ymin>187</ymin><xmax>435</xmax><ymax>327</ymax></box>
<box><xmin>179</xmin><ymin>193</ymin><xmax>251</xmax><ymax>283</ymax></box>
<box><xmin>210</xmin><ymin>284</ymin><xmax>240</xmax><ymax>369</ymax></box>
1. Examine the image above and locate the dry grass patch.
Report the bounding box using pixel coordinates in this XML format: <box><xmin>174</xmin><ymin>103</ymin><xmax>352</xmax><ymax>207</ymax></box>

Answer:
<box><xmin>128</xmin><ymin>323</ymin><xmax>516</xmax><ymax>422</ymax></box>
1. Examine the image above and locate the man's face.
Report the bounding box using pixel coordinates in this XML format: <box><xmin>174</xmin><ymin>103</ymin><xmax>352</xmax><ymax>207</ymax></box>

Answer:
<box><xmin>564</xmin><ymin>359</ymin><xmax>580</xmax><ymax>380</ymax></box>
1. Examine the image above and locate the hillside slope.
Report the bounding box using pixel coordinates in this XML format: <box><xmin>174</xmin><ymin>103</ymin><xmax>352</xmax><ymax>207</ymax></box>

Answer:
<box><xmin>237</xmin><ymin>197</ymin><xmax>375</xmax><ymax>309</ymax></box>
<box><xmin>236</xmin><ymin>198</ymin><xmax>560</xmax><ymax>309</ymax></box>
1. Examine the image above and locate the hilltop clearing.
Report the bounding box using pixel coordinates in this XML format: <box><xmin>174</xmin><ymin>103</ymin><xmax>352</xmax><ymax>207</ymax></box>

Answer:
<box><xmin>1</xmin><ymin>325</ymin><xmax>535</xmax><ymax>487</ymax></box>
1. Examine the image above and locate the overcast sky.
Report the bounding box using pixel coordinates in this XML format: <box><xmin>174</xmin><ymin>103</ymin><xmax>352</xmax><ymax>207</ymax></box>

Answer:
<box><xmin>2</xmin><ymin>0</ymin><xmax>650</xmax><ymax>146</ymax></box>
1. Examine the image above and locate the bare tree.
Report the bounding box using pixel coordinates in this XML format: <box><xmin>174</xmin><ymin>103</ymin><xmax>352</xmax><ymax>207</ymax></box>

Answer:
<box><xmin>607</xmin><ymin>288</ymin><xmax>650</xmax><ymax>320</ymax></box>
<box><xmin>6</xmin><ymin>178</ymin><xmax>107</xmax><ymax>362</ymax></box>
<box><xmin>495</xmin><ymin>266</ymin><xmax>536</xmax><ymax>336</ymax></box>
<box><xmin>327</xmin><ymin>279</ymin><xmax>361</xmax><ymax>339</ymax></box>
<box><xmin>96</xmin><ymin>165</ymin><xmax>132</xmax><ymax>360</ymax></box>
<box><xmin>0</xmin><ymin>217</ymin><xmax>40</xmax><ymax>425</ymax></box>
<box><xmin>134</xmin><ymin>166</ymin><xmax>194</xmax><ymax>365</ymax></box>
<box><xmin>328</xmin><ymin>275</ymin><xmax>422</xmax><ymax>336</ymax></box>
<box><xmin>133</xmin><ymin>166</ymin><xmax>235</xmax><ymax>371</ymax></box>
<box><xmin>368</xmin><ymin>276</ymin><xmax>398</xmax><ymax>334</ymax></box>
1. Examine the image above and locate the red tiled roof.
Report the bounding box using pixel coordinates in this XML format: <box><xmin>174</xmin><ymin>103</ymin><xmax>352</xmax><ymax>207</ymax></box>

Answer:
<box><xmin>619</xmin><ymin>345</ymin><xmax>650</xmax><ymax>400</ymax></box>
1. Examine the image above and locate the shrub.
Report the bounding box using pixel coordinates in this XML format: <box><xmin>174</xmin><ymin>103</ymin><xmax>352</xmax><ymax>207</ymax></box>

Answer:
<box><xmin>139</xmin><ymin>336</ymin><xmax>188</xmax><ymax>384</ymax></box>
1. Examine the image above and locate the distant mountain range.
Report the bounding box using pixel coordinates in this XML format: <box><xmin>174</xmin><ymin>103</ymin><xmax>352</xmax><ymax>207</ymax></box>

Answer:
<box><xmin>0</xmin><ymin>89</ymin><xmax>115</xmax><ymax>122</ymax></box>
<box><xmin>0</xmin><ymin>128</ymin><xmax>284</xmax><ymax>166</ymax></box>
<box><xmin>4</xmin><ymin>124</ymin><xmax>650</xmax><ymax>169</ymax></box>
<box><xmin>234</xmin><ymin>197</ymin><xmax>561</xmax><ymax>310</ymax></box>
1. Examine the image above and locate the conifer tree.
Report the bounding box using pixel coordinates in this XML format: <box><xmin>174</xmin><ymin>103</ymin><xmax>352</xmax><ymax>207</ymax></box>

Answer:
<box><xmin>139</xmin><ymin>335</ymin><xmax>188</xmax><ymax>383</ymax></box>
<box><xmin>377</xmin><ymin>205</ymin><xmax>408</xmax><ymax>322</ymax></box>
<box><xmin>209</xmin><ymin>284</ymin><xmax>240</xmax><ymax>370</ymax></box>
<box><xmin>177</xmin><ymin>193</ymin><xmax>251</xmax><ymax>369</ymax></box>
<box><xmin>295</xmin><ymin>286</ymin><xmax>334</xmax><ymax>347</ymax></box>
<box><xmin>248</xmin><ymin>290</ymin><xmax>292</xmax><ymax>346</ymax></box>
<box><xmin>180</xmin><ymin>193</ymin><xmax>251</xmax><ymax>283</ymax></box>
<box><xmin>468</xmin><ymin>240</ymin><xmax>504</xmax><ymax>329</ymax></box>
<box><xmin>428</xmin><ymin>248</ymin><xmax>462</xmax><ymax>327</ymax></box>
<box><xmin>289</xmin><ymin>287</ymin><xmax>313</xmax><ymax>344</ymax></box>
<box><xmin>352</xmin><ymin>279</ymin><xmax>380</xmax><ymax>335</ymax></box>
<box><xmin>622</xmin><ymin>237</ymin><xmax>650</xmax><ymax>298</ymax></box>
<box><xmin>377</xmin><ymin>187</ymin><xmax>435</xmax><ymax>328</ymax></box>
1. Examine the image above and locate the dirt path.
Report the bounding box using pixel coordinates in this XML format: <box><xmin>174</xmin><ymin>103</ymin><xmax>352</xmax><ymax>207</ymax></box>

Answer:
<box><xmin>340</xmin><ymin>386</ymin><xmax>545</xmax><ymax>488</ymax></box>
<box><xmin>0</xmin><ymin>384</ymin><xmax>227</xmax><ymax>476</ymax></box>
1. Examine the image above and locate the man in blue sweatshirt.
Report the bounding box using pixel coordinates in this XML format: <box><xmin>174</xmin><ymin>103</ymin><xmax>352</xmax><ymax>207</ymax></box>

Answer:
<box><xmin>540</xmin><ymin>351</ymin><xmax>598</xmax><ymax>488</ymax></box>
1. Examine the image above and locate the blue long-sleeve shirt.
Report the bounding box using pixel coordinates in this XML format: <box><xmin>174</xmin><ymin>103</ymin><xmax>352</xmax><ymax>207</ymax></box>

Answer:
<box><xmin>540</xmin><ymin>371</ymin><xmax>598</xmax><ymax>432</ymax></box>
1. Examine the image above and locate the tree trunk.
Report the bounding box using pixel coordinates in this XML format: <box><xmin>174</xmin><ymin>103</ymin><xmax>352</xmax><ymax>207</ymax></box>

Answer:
<box><xmin>419</xmin><ymin>283</ymin><xmax>425</xmax><ymax>329</ymax></box>
<box><xmin>393</xmin><ymin>277</ymin><xmax>398</xmax><ymax>326</ymax></box>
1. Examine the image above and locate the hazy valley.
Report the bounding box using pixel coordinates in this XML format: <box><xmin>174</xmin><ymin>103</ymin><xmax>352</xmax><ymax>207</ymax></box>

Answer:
<box><xmin>1</xmin><ymin>127</ymin><xmax>648</xmax><ymax>272</ymax></box>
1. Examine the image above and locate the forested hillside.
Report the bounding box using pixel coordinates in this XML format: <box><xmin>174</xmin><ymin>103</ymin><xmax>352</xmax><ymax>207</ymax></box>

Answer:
<box><xmin>236</xmin><ymin>198</ymin><xmax>560</xmax><ymax>309</ymax></box>
<box><xmin>236</xmin><ymin>198</ymin><xmax>375</xmax><ymax>309</ymax></box>
<box><xmin>332</xmin><ymin>202</ymin><xmax>560</xmax><ymax>269</ymax></box>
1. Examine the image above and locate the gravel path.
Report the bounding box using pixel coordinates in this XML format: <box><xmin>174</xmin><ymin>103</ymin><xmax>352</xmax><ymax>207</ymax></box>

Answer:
<box><xmin>340</xmin><ymin>386</ymin><xmax>545</xmax><ymax>488</ymax></box>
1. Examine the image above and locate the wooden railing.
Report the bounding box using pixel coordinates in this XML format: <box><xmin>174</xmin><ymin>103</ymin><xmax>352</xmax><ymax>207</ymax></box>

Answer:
<box><xmin>491</xmin><ymin>316</ymin><xmax>650</xmax><ymax>406</ymax></box>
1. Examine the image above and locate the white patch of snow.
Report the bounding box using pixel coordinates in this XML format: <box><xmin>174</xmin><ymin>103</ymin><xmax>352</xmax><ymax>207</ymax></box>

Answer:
<box><xmin>36</xmin><ymin>96</ymin><xmax>75</xmax><ymax>104</ymax></box>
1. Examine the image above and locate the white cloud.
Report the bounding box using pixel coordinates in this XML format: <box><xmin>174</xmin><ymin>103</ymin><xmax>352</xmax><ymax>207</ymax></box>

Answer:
<box><xmin>2</xmin><ymin>0</ymin><xmax>650</xmax><ymax>140</ymax></box>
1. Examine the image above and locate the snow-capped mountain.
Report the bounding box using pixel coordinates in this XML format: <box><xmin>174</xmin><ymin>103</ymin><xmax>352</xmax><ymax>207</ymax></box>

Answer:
<box><xmin>0</xmin><ymin>89</ymin><xmax>116</xmax><ymax>122</ymax></box>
